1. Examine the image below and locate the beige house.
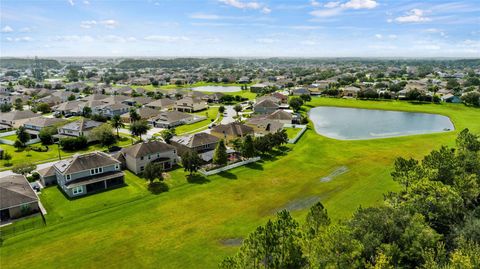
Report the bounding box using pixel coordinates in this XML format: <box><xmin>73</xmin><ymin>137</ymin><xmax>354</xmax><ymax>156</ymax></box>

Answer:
<box><xmin>118</xmin><ymin>141</ymin><xmax>178</xmax><ymax>174</ymax></box>
<box><xmin>174</xmin><ymin>97</ymin><xmax>207</xmax><ymax>113</ymax></box>
<box><xmin>0</xmin><ymin>110</ymin><xmax>40</xmax><ymax>128</ymax></box>
<box><xmin>0</xmin><ymin>175</ymin><xmax>40</xmax><ymax>221</ymax></box>
<box><xmin>211</xmin><ymin>122</ymin><xmax>254</xmax><ymax>142</ymax></box>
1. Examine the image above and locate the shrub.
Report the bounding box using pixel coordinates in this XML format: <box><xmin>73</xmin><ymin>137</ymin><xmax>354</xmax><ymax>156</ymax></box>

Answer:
<box><xmin>59</xmin><ymin>136</ymin><xmax>88</xmax><ymax>151</ymax></box>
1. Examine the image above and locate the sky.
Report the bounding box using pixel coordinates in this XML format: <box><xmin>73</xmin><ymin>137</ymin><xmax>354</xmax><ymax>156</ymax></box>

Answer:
<box><xmin>0</xmin><ymin>0</ymin><xmax>479</xmax><ymax>57</ymax></box>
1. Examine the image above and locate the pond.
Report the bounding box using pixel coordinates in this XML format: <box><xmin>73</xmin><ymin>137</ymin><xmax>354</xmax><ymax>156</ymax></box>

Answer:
<box><xmin>309</xmin><ymin>106</ymin><xmax>454</xmax><ymax>140</ymax></box>
<box><xmin>191</xmin><ymin>86</ymin><xmax>241</xmax><ymax>93</ymax></box>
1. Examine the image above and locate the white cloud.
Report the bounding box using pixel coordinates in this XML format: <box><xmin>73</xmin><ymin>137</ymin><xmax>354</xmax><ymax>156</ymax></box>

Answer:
<box><xmin>143</xmin><ymin>35</ymin><xmax>190</xmax><ymax>42</ymax></box>
<box><xmin>300</xmin><ymin>40</ymin><xmax>318</xmax><ymax>45</ymax></box>
<box><xmin>310</xmin><ymin>7</ymin><xmax>343</xmax><ymax>17</ymax></box>
<box><xmin>375</xmin><ymin>34</ymin><xmax>382</xmax><ymax>39</ymax></box>
<box><xmin>83</xmin><ymin>0</ymin><xmax>90</xmax><ymax>4</ymax></box>
<box><xmin>256</xmin><ymin>38</ymin><xmax>277</xmax><ymax>44</ymax></box>
<box><xmin>52</xmin><ymin>35</ymin><xmax>94</xmax><ymax>42</ymax></box>
<box><xmin>341</xmin><ymin>0</ymin><xmax>378</xmax><ymax>9</ymax></box>
<box><xmin>68</xmin><ymin>0</ymin><xmax>75</xmax><ymax>6</ymax></box>
<box><xmin>311</xmin><ymin>0</ymin><xmax>378</xmax><ymax>18</ymax></box>
<box><xmin>100</xmin><ymin>19</ymin><xmax>118</xmax><ymax>28</ymax></box>
<box><xmin>395</xmin><ymin>9</ymin><xmax>431</xmax><ymax>23</ymax></box>
<box><xmin>190</xmin><ymin>13</ymin><xmax>221</xmax><ymax>20</ymax></box>
<box><xmin>19</xmin><ymin>27</ymin><xmax>32</xmax><ymax>32</ymax></box>
<box><xmin>310</xmin><ymin>0</ymin><xmax>321</xmax><ymax>7</ymax></box>
<box><xmin>1</xmin><ymin>25</ymin><xmax>14</xmax><ymax>33</ymax></box>
<box><xmin>219</xmin><ymin>0</ymin><xmax>270</xmax><ymax>13</ymax></box>
<box><xmin>6</xmin><ymin>36</ymin><xmax>33</xmax><ymax>42</ymax></box>
<box><xmin>101</xmin><ymin>35</ymin><xmax>136</xmax><ymax>43</ymax></box>
<box><xmin>324</xmin><ymin>1</ymin><xmax>340</xmax><ymax>8</ymax></box>
<box><xmin>80</xmin><ymin>20</ymin><xmax>97</xmax><ymax>29</ymax></box>
<box><xmin>388</xmin><ymin>34</ymin><xmax>397</xmax><ymax>39</ymax></box>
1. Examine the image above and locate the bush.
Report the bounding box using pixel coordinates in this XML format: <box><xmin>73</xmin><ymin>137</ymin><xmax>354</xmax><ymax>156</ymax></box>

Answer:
<box><xmin>59</xmin><ymin>136</ymin><xmax>88</xmax><ymax>151</ymax></box>
<box><xmin>30</xmin><ymin>145</ymin><xmax>48</xmax><ymax>152</ymax></box>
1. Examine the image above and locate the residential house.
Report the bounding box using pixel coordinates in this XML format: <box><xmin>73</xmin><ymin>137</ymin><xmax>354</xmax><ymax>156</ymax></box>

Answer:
<box><xmin>266</xmin><ymin>110</ymin><xmax>293</xmax><ymax>124</ymax></box>
<box><xmin>118</xmin><ymin>141</ymin><xmax>178</xmax><ymax>174</ymax></box>
<box><xmin>246</xmin><ymin>116</ymin><xmax>285</xmax><ymax>135</ymax></box>
<box><xmin>343</xmin><ymin>86</ymin><xmax>361</xmax><ymax>97</ymax></box>
<box><xmin>0</xmin><ymin>175</ymin><xmax>40</xmax><ymax>221</ymax></box>
<box><xmin>211</xmin><ymin>122</ymin><xmax>254</xmax><ymax>142</ymax></box>
<box><xmin>23</xmin><ymin>117</ymin><xmax>66</xmax><ymax>138</ymax></box>
<box><xmin>120</xmin><ymin>107</ymin><xmax>160</xmax><ymax>123</ymax></box>
<box><xmin>122</xmin><ymin>96</ymin><xmax>153</xmax><ymax>107</ymax></box>
<box><xmin>253</xmin><ymin>99</ymin><xmax>279</xmax><ymax>114</ymax></box>
<box><xmin>441</xmin><ymin>94</ymin><xmax>462</xmax><ymax>103</ymax></box>
<box><xmin>291</xmin><ymin>88</ymin><xmax>310</xmax><ymax>96</ymax></box>
<box><xmin>0</xmin><ymin>110</ymin><xmax>40</xmax><ymax>128</ymax></box>
<box><xmin>145</xmin><ymin>98</ymin><xmax>175</xmax><ymax>111</ymax></box>
<box><xmin>53</xmin><ymin>100</ymin><xmax>85</xmax><ymax>116</ymax></box>
<box><xmin>170</xmin><ymin>132</ymin><xmax>219</xmax><ymax>156</ymax></box>
<box><xmin>93</xmin><ymin>103</ymin><xmax>130</xmax><ymax>118</ymax></box>
<box><xmin>37</xmin><ymin>166</ymin><xmax>57</xmax><ymax>186</ymax></box>
<box><xmin>54</xmin><ymin>151</ymin><xmax>124</xmax><ymax>198</ymax></box>
<box><xmin>56</xmin><ymin>118</ymin><xmax>103</xmax><ymax>142</ymax></box>
<box><xmin>149</xmin><ymin>111</ymin><xmax>195</xmax><ymax>128</ymax></box>
<box><xmin>174</xmin><ymin>97</ymin><xmax>207</xmax><ymax>113</ymax></box>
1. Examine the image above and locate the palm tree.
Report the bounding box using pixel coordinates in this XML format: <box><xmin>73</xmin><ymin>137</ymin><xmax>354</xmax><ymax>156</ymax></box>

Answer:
<box><xmin>233</xmin><ymin>104</ymin><xmax>242</xmax><ymax>120</ymax></box>
<box><xmin>110</xmin><ymin>115</ymin><xmax>124</xmax><ymax>138</ymax></box>
<box><xmin>130</xmin><ymin>120</ymin><xmax>150</xmax><ymax>141</ymax></box>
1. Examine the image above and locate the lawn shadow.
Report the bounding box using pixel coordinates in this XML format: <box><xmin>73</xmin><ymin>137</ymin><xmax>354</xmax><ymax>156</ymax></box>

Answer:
<box><xmin>187</xmin><ymin>174</ymin><xmax>210</xmax><ymax>184</ymax></box>
<box><xmin>245</xmin><ymin>162</ymin><xmax>263</xmax><ymax>170</ymax></box>
<box><xmin>148</xmin><ymin>181</ymin><xmax>169</xmax><ymax>195</ymax></box>
<box><xmin>217</xmin><ymin>171</ymin><xmax>237</xmax><ymax>180</ymax></box>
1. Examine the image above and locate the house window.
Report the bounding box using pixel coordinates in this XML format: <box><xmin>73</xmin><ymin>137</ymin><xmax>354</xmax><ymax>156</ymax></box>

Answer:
<box><xmin>148</xmin><ymin>155</ymin><xmax>151</xmax><ymax>160</ymax></box>
<box><xmin>157</xmin><ymin>153</ymin><xmax>160</xmax><ymax>158</ymax></box>
<box><xmin>140</xmin><ymin>166</ymin><xmax>144</xmax><ymax>171</ymax></box>
<box><xmin>72</xmin><ymin>186</ymin><xmax>83</xmax><ymax>195</ymax></box>
<box><xmin>140</xmin><ymin>156</ymin><xmax>144</xmax><ymax>160</ymax></box>
<box><xmin>115</xmin><ymin>164</ymin><xmax>119</xmax><ymax>170</ymax></box>
<box><xmin>90</xmin><ymin>169</ymin><xmax>94</xmax><ymax>175</ymax></box>
<box><xmin>99</xmin><ymin>167</ymin><xmax>103</xmax><ymax>173</ymax></box>
<box><xmin>66</xmin><ymin>174</ymin><xmax>71</xmax><ymax>180</ymax></box>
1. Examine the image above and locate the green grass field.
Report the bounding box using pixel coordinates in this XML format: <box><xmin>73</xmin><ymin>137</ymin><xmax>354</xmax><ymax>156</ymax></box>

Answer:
<box><xmin>1</xmin><ymin>98</ymin><xmax>479</xmax><ymax>269</ymax></box>
<box><xmin>174</xmin><ymin>107</ymin><xmax>221</xmax><ymax>135</ymax></box>
<box><xmin>0</xmin><ymin>134</ymin><xmax>135</xmax><ymax>169</ymax></box>
<box><xmin>0</xmin><ymin>134</ymin><xmax>17</xmax><ymax>141</ymax></box>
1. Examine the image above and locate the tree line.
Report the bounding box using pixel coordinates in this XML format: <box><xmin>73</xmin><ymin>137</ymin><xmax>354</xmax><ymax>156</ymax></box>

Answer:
<box><xmin>221</xmin><ymin>129</ymin><xmax>480</xmax><ymax>269</ymax></box>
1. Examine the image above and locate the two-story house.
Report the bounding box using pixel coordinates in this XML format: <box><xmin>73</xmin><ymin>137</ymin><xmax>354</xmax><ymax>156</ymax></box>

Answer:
<box><xmin>54</xmin><ymin>151</ymin><xmax>124</xmax><ymax>198</ymax></box>
<box><xmin>170</xmin><ymin>132</ymin><xmax>219</xmax><ymax>156</ymax></box>
<box><xmin>56</xmin><ymin>118</ymin><xmax>103</xmax><ymax>142</ymax></box>
<box><xmin>174</xmin><ymin>97</ymin><xmax>207</xmax><ymax>113</ymax></box>
<box><xmin>23</xmin><ymin>117</ymin><xmax>66</xmax><ymax>138</ymax></box>
<box><xmin>117</xmin><ymin>141</ymin><xmax>178</xmax><ymax>174</ymax></box>
<box><xmin>0</xmin><ymin>110</ymin><xmax>40</xmax><ymax>128</ymax></box>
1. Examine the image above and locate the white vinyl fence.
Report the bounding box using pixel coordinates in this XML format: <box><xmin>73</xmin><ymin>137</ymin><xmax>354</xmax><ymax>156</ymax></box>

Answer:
<box><xmin>200</xmin><ymin>157</ymin><xmax>261</xmax><ymax>176</ymax></box>
<box><xmin>284</xmin><ymin>124</ymin><xmax>307</xmax><ymax>144</ymax></box>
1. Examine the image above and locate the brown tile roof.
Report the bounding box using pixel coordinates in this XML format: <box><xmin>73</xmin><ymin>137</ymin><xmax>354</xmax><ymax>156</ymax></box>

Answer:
<box><xmin>122</xmin><ymin>141</ymin><xmax>175</xmax><ymax>158</ymax></box>
<box><xmin>0</xmin><ymin>110</ymin><xmax>39</xmax><ymax>121</ymax></box>
<box><xmin>211</xmin><ymin>122</ymin><xmax>254</xmax><ymax>137</ymax></box>
<box><xmin>23</xmin><ymin>117</ymin><xmax>66</xmax><ymax>128</ymax></box>
<box><xmin>254</xmin><ymin>99</ymin><xmax>279</xmax><ymax>109</ymax></box>
<box><xmin>146</xmin><ymin>98</ymin><xmax>175</xmax><ymax>108</ymax></box>
<box><xmin>266</xmin><ymin>110</ymin><xmax>292</xmax><ymax>121</ymax></box>
<box><xmin>0</xmin><ymin>175</ymin><xmax>38</xmax><ymax>210</ymax></box>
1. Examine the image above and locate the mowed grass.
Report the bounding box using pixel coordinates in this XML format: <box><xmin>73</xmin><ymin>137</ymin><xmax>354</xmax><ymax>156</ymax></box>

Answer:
<box><xmin>175</xmin><ymin>107</ymin><xmax>221</xmax><ymax>135</ymax></box>
<box><xmin>1</xmin><ymin>98</ymin><xmax>480</xmax><ymax>269</ymax></box>
<box><xmin>0</xmin><ymin>134</ymin><xmax>135</xmax><ymax>169</ymax></box>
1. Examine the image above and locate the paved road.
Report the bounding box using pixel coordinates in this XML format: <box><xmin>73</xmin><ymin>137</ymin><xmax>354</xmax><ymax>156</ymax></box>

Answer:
<box><xmin>220</xmin><ymin>105</ymin><xmax>236</xmax><ymax>124</ymax></box>
<box><xmin>0</xmin><ymin>160</ymin><xmax>60</xmax><ymax>178</ymax></box>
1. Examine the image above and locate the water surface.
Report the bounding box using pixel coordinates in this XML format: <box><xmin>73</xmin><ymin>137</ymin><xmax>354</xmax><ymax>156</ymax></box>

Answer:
<box><xmin>191</xmin><ymin>86</ymin><xmax>241</xmax><ymax>93</ymax></box>
<box><xmin>309</xmin><ymin>106</ymin><xmax>454</xmax><ymax>140</ymax></box>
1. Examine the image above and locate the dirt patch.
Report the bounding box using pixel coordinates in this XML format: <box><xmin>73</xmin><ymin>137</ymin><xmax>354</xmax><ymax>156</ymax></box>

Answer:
<box><xmin>320</xmin><ymin>166</ymin><xmax>349</xmax><ymax>182</ymax></box>
<box><xmin>220</xmin><ymin>238</ymin><xmax>243</xmax><ymax>246</ymax></box>
<box><xmin>280</xmin><ymin>196</ymin><xmax>320</xmax><ymax>212</ymax></box>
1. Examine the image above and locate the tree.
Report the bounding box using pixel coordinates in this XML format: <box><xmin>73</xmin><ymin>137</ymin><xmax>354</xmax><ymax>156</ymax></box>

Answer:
<box><xmin>130</xmin><ymin>120</ymin><xmax>150</xmax><ymax>140</ymax></box>
<box><xmin>143</xmin><ymin>162</ymin><xmax>163</xmax><ymax>184</ymax></box>
<box><xmin>241</xmin><ymin>135</ymin><xmax>256</xmax><ymax>158</ymax></box>
<box><xmin>218</xmin><ymin>105</ymin><xmax>225</xmax><ymax>114</ymax></box>
<box><xmin>391</xmin><ymin>157</ymin><xmax>423</xmax><ymax>190</ymax></box>
<box><xmin>129</xmin><ymin>108</ymin><xmax>141</xmax><ymax>122</ymax></box>
<box><xmin>289</xmin><ymin>97</ymin><xmax>304</xmax><ymax>112</ymax></box>
<box><xmin>220</xmin><ymin>210</ymin><xmax>306</xmax><ymax>269</ymax></box>
<box><xmin>68</xmin><ymin>94</ymin><xmax>76</xmax><ymax>101</ymax></box>
<box><xmin>304</xmin><ymin>202</ymin><xmax>330</xmax><ymax>238</ymax></box>
<box><xmin>16</xmin><ymin>126</ymin><xmax>31</xmax><ymax>146</ymax></box>
<box><xmin>110</xmin><ymin>115</ymin><xmax>124</xmax><ymax>138</ymax></box>
<box><xmin>91</xmin><ymin>124</ymin><xmax>117</xmax><ymax>147</ymax></box>
<box><xmin>82</xmin><ymin>106</ymin><xmax>92</xmax><ymax>118</ymax></box>
<box><xmin>14</xmin><ymin>98</ymin><xmax>23</xmax><ymax>111</ymax></box>
<box><xmin>12</xmin><ymin>162</ymin><xmax>36</xmax><ymax>175</ymax></box>
<box><xmin>181</xmin><ymin>150</ymin><xmax>202</xmax><ymax>176</ymax></box>
<box><xmin>0</xmin><ymin>103</ymin><xmax>12</xmax><ymax>112</ymax></box>
<box><xmin>462</xmin><ymin>91</ymin><xmax>480</xmax><ymax>107</ymax></box>
<box><xmin>160</xmin><ymin>128</ymin><xmax>176</xmax><ymax>144</ymax></box>
<box><xmin>66</xmin><ymin>69</ymin><xmax>79</xmax><ymax>82</ymax></box>
<box><xmin>456</xmin><ymin>128</ymin><xmax>480</xmax><ymax>152</ymax></box>
<box><xmin>300</xmin><ymin>93</ymin><xmax>312</xmax><ymax>102</ymax></box>
<box><xmin>39</xmin><ymin>126</ymin><xmax>57</xmax><ymax>145</ymax></box>
<box><xmin>213</xmin><ymin>139</ymin><xmax>228</xmax><ymax>165</ymax></box>
<box><xmin>233</xmin><ymin>104</ymin><xmax>242</xmax><ymax>118</ymax></box>
<box><xmin>36</xmin><ymin>103</ymin><xmax>51</xmax><ymax>114</ymax></box>
<box><xmin>2</xmin><ymin>151</ymin><xmax>12</xmax><ymax>165</ymax></box>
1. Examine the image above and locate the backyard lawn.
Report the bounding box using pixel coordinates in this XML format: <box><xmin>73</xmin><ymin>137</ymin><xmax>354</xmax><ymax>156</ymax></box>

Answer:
<box><xmin>0</xmin><ymin>134</ymin><xmax>135</xmax><ymax>169</ymax></box>
<box><xmin>1</xmin><ymin>98</ymin><xmax>480</xmax><ymax>269</ymax></box>
<box><xmin>285</xmin><ymin>127</ymin><xmax>303</xmax><ymax>140</ymax></box>
<box><xmin>174</xmin><ymin>106</ymin><xmax>221</xmax><ymax>135</ymax></box>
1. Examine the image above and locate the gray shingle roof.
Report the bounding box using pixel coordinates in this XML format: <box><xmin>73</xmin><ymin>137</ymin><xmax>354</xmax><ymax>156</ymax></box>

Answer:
<box><xmin>0</xmin><ymin>175</ymin><xmax>38</xmax><ymax>210</ymax></box>
<box><xmin>54</xmin><ymin>151</ymin><xmax>120</xmax><ymax>174</ymax></box>
<box><xmin>171</xmin><ymin>133</ymin><xmax>219</xmax><ymax>148</ymax></box>
<box><xmin>122</xmin><ymin>141</ymin><xmax>175</xmax><ymax>158</ymax></box>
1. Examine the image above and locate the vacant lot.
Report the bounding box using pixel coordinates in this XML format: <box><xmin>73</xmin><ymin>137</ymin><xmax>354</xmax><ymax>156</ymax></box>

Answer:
<box><xmin>1</xmin><ymin>99</ymin><xmax>479</xmax><ymax>269</ymax></box>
